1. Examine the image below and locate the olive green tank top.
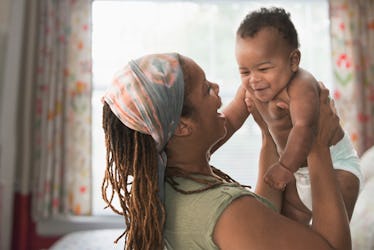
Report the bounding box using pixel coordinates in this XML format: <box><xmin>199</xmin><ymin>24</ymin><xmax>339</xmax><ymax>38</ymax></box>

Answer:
<box><xmin>164</xmin><ymin>175</ymin><xmax>275</xmax><ymax>250</ymax></box>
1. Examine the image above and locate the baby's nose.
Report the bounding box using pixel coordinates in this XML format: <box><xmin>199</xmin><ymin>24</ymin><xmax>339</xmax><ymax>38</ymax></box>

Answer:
<box><xmin>249</xmin><ymin>73</ymin><xmax>260</xmax><ymax>83</ymax></box>
<box><xmin>249</xmin><ymin>74</ymin><xmax>261</xmax><ymax>89</ymax></box>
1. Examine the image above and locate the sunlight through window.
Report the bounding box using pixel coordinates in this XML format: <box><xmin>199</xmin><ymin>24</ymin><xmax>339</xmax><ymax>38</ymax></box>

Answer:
<box><xmin>92</xmin><ymin>0</ymin><xmax>331</xmax><ymax>215</ymax></box>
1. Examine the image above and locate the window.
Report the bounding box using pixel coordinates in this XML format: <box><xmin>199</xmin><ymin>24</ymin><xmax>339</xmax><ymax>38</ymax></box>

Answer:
<box><xmin>92</xmin><ymin>0</ymin><xmax>332</xmax><ymax>215</ymax></box>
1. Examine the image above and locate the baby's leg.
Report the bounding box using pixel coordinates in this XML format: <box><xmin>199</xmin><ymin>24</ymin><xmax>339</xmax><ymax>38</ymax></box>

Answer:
<box><xmin>335</xmin><ymin>169</ymin><xmax>360</xmax><ymax>220</ymax></box>
<box><xmin>329</xmin><ymin>131</ymin><xmax>361</xmax><ymax>220</ymax></box>
<box><xmin>282</xmin><ymin>169</ymin><xmax>359</xmax><ymax>224</ymax></box>
<box><xmin>281</xmin><ymin>179</ymin><xmax>312</xmax><ymax>225</ymax></box>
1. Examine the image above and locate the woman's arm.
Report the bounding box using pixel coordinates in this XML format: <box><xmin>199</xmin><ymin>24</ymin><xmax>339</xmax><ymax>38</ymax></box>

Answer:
<box><xmin>214</xmin><ymin>85</ymin><xmax>351</xmax><ymax>250</ymax></box>
<box><xmin>211</xmin><ymin>84</ymin><xmax>249</xmax><ymax>153</ymax></box>
<box><xmin>307</xmin><ymin>85</ymin><xmax>350</xmax><ymax>248</ymax></box>
<box><xmin>251</xmin><ymin>100</ymin><xmax>283</xmax><ymax>212</ymax></box>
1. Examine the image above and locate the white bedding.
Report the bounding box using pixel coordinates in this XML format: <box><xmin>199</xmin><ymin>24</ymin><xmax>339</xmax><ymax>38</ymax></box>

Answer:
<box><xmin>351</xmin><ymin>146</ymin><xmax>374</xmax><ymax>250</ymax></box>
<box><xmin>50</xmin><ymin>229</ymin><xmax>125</xmax><ymax>250</ymax></box>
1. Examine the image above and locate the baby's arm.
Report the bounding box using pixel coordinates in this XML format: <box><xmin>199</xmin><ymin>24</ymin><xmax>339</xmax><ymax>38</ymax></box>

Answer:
<box><xmin>223</xmin><ymin>84</ymin><xmax>250</xmax><ymax>135</ymax></box>
<box><xmin>281</xmin><ymin>69</ymin><xmax>319</xmax><ymax>171</ymax></box>
<box><xmin>265</xmin><ymin>69</ymin><xmax>319</xmax><ymax>189</ymax></box>
<box><xmin>211</xmin><ymin>84</ymin><xmax>250</xmax><ymax>153</ymax></box>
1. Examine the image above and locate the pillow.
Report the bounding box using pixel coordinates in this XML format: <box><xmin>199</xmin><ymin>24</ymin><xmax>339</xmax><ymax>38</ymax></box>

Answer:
<box><xmin>350</xmin><ymin>146</ymin><xmax>374</xmax><ymax>250</ymax></box>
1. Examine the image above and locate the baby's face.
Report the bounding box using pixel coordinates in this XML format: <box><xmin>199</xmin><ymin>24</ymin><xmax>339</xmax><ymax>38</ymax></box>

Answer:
<box><xmin>235</xmin><ymin>28</ymin><xmax>296</xmax><ymax>102</ymax></box>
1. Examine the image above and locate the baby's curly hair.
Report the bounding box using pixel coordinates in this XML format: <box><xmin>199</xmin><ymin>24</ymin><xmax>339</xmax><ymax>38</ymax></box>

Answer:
<box><xmin>237</xmin><ymin>7</ymin><xmax>299</xmax><ymax>50</ymax></box>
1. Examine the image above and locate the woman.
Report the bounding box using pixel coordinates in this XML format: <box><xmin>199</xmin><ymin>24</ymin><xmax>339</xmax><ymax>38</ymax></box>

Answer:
<box><xmin>101</xmin><ymin>53</ymin><xmax>350</xmax><ymax>250</ymax></box>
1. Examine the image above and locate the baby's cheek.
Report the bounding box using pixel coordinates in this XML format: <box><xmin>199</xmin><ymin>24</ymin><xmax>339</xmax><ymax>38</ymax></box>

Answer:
<box><xmin>240</xmin><ymin>77</ymin><xmax>250</xmax><ymax>87</ymax></box>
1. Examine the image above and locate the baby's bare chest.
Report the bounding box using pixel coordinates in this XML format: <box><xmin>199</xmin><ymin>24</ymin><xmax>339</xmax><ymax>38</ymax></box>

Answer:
<box><xmin>256</xmin><ymin>99</ymin><xmax>290</xmax><ymax>123</ymax></box>
<box><xmin>255</xmin><ymin>100</ymin><xmax>293</xmax><ymax>151</ymax></box>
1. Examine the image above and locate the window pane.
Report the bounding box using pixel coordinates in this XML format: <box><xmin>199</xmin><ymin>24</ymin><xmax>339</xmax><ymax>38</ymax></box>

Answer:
<box><xmin>92</xmin><ymin>0</ymin><xmax>331</xmax><ymax>215</ymax></box>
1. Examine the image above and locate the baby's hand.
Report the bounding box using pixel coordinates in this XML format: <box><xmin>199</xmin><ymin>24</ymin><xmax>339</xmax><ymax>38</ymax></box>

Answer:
<box><xmin>276</xmin><ymin>101</ymin><xmax>289</xmax><ymax>110</ymax></box>
<box><xmin>264</xmin><ymin>162</ymin><xmax>295</xmax><ymax>190</ymax></box>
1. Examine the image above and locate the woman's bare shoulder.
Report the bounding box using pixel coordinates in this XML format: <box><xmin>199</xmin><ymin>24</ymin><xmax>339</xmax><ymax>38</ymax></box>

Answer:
<box><xmin>213</xmin><ymin>195</ymin><xmax>332</xmax><ymax>250</ymax></box>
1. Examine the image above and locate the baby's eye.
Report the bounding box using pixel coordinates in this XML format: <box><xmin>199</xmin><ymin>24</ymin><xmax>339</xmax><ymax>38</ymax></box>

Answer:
<box><xmin>258</xmin><ymin>67</ymin><xmax>269</xmax><ymax>72</ymax></box>
<box><xmin>239</xmin><ymin>71</ymin><xmax>249</xmax><ymax>76</ymax></box>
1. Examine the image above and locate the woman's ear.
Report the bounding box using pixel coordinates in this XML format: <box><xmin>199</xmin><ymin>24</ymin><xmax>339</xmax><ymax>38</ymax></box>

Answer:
<box><xmin>173</xmin><ymin>117</ymin><xmax>193</xmax><ymax>136</ymax></box>
<box><xmin>289</xmin><ymin>49</ymin><xmax>301</xmax><ymax>72</ymax></box>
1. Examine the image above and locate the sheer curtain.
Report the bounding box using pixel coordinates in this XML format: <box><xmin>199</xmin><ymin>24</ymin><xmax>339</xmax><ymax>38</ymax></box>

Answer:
<box><xmin>329</xmin><ymin>0</ymin><xmax>374</xmax><ymax>155</ymax></box>
<box><xmin>31</xmin><ymin>0</ymin><xmax>93</xmax><ymax>219</ymax></box>
<box><xmin>8</xmin><ymin>1</ymin><xmax>93</xmax><ymax>248</ymax></box>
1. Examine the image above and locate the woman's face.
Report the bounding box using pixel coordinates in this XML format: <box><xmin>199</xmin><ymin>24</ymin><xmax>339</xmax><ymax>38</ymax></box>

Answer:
<box><xmin>181</xmin><ymin>56</ymin><xmax>227</xmax><ymax>146</ymax></box>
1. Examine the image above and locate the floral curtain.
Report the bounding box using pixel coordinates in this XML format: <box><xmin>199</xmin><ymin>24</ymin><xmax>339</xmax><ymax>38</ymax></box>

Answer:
<box><xmin>32</xmin><ymin>0</ymin><xmax>92</xmax><ymax>219</ymax></box>
<box><xmin>329</xmin><ymin>0</ymin><xmax>374</xmax><ymax>156</ymax></box>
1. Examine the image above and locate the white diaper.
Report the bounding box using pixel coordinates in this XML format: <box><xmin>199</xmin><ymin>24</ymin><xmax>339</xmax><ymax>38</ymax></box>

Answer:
<box><xmin>294</xmin><ymin>132</ymin><xmax>362</xmax><ymax>211</ymax></box>
<box><xmin>294</xmin><ymin>167</ymin><xmax>312</xmax><ymax>210</ymax></box>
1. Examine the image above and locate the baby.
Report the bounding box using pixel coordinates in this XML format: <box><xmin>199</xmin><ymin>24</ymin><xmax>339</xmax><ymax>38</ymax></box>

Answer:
<box><xmin>233</xmin><ymin>7</ymin><xmax>362</xmax><ymax>222</ymax></box>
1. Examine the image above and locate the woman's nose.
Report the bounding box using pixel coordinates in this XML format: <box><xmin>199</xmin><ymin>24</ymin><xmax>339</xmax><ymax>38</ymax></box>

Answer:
<box><xmin>212</xmin><ymin>83</ymin><xmax>220</xmax><ymax>95</ymax></box>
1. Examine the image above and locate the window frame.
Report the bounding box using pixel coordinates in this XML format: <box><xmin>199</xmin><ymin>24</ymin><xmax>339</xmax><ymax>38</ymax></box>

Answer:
<box><xmin>37</xmin><ymin>0</ymin><xmax>332</xmax><ymax>236</ymax></box>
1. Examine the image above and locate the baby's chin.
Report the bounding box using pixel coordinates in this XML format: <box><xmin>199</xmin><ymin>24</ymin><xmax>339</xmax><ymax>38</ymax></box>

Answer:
<box><xmin>254</xmin><ymin>92</ymin><xmax>279</xmax><ymax>103</ymax></box>
<box><xmin>255</xmin><ymin>95</ymin><xmax>271</xmax><ymax>103</ymax></box>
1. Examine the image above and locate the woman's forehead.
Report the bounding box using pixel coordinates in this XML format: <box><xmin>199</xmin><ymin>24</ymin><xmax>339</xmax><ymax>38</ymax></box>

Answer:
<box><xmin>182</xmin><ymin>56</ymin><xmax>205</xmax><ymax>86</ymax></box>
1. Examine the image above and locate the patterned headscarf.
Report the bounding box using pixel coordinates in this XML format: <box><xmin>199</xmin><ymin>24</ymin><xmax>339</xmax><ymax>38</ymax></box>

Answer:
<box><xmin>102</xmin><ymin>53</ymin><xmax>184</xmax><ymax>202</ymax></box>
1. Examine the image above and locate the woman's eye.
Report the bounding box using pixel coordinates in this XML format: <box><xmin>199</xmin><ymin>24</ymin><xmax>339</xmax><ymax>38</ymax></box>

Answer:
<box><xmin>259</xmin><ymin>68</ymin><xmax>268</xmax><ymax>72</ymax></box>
<box><xmin>240</xmin><ymin>71</ymin><xmax>249</xmax><ymax>76</ymax></box>
<box><xmin>207</xmin><ymin>84</ymin><xmax>212</xmax><ymax>93</ymax></box>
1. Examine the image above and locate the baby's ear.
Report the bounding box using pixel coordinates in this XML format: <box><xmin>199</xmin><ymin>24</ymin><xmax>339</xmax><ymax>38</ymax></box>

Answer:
<box><xmin>173</xmin><ymin>117</ymin><xmax>193</xmax><ymax>136</ymax></box>
<box><xmin>289</xmin><ymin>49</ymin><xmax>301</xmax><ymax>72</ymax></box>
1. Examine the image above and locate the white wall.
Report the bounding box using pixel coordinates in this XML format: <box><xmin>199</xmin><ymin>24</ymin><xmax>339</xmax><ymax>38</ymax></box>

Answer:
<box><xmin>0</xmin><ymin>0</ymin><xmax>25</xmax><ymax>249</ymax></box>
<box><xmin>0</xmin><ymin>0</ymin><xmax>12</xmax><ymax>248</ymax></box>
<box><xmin>0</xmin><ymin>0</ymin><xmax>11</xmax><ymax>112</ymax></box>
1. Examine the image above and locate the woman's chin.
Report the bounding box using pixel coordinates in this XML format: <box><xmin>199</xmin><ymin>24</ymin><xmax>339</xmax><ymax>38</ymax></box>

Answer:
<box><xmin>218</xmin><ymin>124</ymin><xmax>228</xmax><ymax>142</ymax></box>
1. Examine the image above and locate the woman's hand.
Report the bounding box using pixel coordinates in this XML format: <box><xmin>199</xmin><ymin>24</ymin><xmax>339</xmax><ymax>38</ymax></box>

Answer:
<box><xmin>314</xmin><ymin>82</ymin><xmax>344</xmax><ymax>147</ymax></box>
<box><xmin>245</xmin><ymin>91</ymin><xmax>268</xmax><ymax>133</ymax></box>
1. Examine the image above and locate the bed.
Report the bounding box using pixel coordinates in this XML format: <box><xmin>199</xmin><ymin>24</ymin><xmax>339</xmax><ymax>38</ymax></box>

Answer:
<box><xmin>50</xmin><ymin>229</ymin><xmax>125</xmax><ymax>250</ymax></box>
